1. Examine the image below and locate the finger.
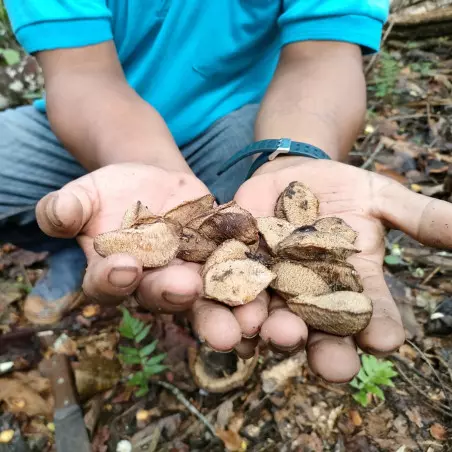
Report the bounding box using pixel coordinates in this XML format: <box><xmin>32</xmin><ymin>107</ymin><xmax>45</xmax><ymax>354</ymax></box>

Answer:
<box><xmin>136</xmin><ymin>262</ymin><xmax>202</xmax><ymax>313</ymax></box>
<box><xmin>235</xmin><ymin>336</ymin><xmax>259</xmax><ymax>359</ymax></box>
<box><xmin>82</xmin><ymin>253</ymin><xmax>142</xmax><ymax>305</ymax></box>
<box><xmin>376</xmin><ymin>178</ymin><xmax>452</xmax><ymax>249</ymax></box>
<box><xmin>191</xmin><ymin>298</ymin><xmax>242</xmax><ymax>352</ymax></box>
<box><xmin>307</xmin><ymin>332</ymin><xmax>360</xmax><ymax>383</ymax></box>
<box><xmin>232</xmin><ymin>291</ymin><xmax>269</xmax><ymax>338</ymax></box>
<box><xmin>351</xmin><ymin>256</ymin><xmax>406</xmax><ymax>355</ymax></box>
<box><xmin>259</xmin><ymin>294</ymin><xmax>308</xmax><ymax>352</ymax></box>
<box><xmin>36</xmin><ymin>184</ymin><xmax>93</xmax><ymax>239</ymax></box>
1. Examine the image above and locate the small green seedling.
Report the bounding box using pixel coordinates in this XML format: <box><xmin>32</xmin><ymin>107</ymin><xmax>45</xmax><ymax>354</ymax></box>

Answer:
<box><xmin>118</xmin><ymin>308</ymin><xmax>167</xmax><ymax>397</ymax></box>
<box><xmin>350</xmin><ymin>354</ymin><xmax>398</xmax><ymax>407</ymax></box>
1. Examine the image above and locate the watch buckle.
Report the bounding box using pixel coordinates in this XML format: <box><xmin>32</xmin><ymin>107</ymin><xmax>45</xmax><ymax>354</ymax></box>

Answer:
<box><xmin>268</xmin><ymin>138</ymin><xmax>292</xmax><ymax>161</ymax></box>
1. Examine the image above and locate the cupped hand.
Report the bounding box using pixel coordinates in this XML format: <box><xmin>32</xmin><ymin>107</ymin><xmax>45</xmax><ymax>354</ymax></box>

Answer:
<box><xmin>233</xmin><ymin>157</ymin><xmax>452</xmax><ymax>382</ymax></box>
<box><xmin>34</xmin><ymin>163</ymin><xmax>271</xmax><ymax>353</ymax></box>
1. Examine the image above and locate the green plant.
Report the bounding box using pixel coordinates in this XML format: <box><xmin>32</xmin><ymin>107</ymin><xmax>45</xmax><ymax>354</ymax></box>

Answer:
<box><xmin>409</xmin><ymin>61</ymin><xmax>434</xmax><ymax>76</ymax></box>
<box><xmin>372</xmin><ymin>51</ymin><xmax>400</xmax><ymax>99</ymax></box>
<box><xmin>350</xmin><ymin>354</ymin><xmax>398</xmax><ymax>407</ymax></box>
<box><xmin>118</xmin><ymin>308</ymin><xmax>167</xmax><ymax>397</ymax></box>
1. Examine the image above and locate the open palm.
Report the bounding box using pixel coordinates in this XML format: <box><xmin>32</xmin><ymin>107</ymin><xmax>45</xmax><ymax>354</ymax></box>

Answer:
<box><xmin>234</xmin><ymin>158</ymin><xmax>452</xmax><ymax>382</ymax></box>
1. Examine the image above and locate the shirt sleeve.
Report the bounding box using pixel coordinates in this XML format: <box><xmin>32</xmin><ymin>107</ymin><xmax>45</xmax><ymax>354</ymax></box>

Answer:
<box><xmin>4</xmin><ymin>0</ymin><xmax>113</xmax><ymax>54</ymax></box>
<box><xmin>278</xmin><ymin>0</ymin><xmax>390</xmax><ymax>54</ymax></box>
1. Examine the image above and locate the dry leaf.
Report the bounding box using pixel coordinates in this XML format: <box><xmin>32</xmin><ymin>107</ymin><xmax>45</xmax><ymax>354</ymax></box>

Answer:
<box><xmin>216</xmin><ymin>429</ymin><xmax>246</xmax><ymax>452</ymax></box>
<box><xmin>349</xmin><ymin>410</ymin><xmax>363</xmax><ymax>427</ymax></box>
<box><xmin>430</xmin><ymin>423</ymin><xmax>447</xmax><ymax>441</ymax></box>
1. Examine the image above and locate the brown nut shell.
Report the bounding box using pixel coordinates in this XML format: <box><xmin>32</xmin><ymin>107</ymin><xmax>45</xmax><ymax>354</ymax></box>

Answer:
<box><xmin>188</xmin><ymin>346</ymin><xmax>259</xmax><ymax>393</ymax></box>
<box><xmin>164</xmin><ymin>194</ymin><xmax>215</xmax><ymax>227</ymax></box>
<box><xmin>93</xmin><ymin>221</ymin><xmax>180</xmax><ymax>268</ymax></box>
<box><xmin>198</xmin><ymin>202</ymin><xmax>259</xmax><ymax>246</ymax></box>
<box><xmin>279</xmin><ymin>181</ymin><xmax>319</xmax><ymax>227</ymax></box>
<box><xmin>270</xmin><ymin>261</ymin><xmax>331</xmax><ymax>299</ymax></box>
<box><xmin>203</xmin><ymin>259</ymin><xmax>276</xmax><ymax>306</ymax></box>
<box><xmin>257</xmin><ymin>217</ymin><xmax>296</xmax><ymax>254</ymax></box>
<box><xmin>201</xmin><ymin>239</ymin><xmax>249</xmax><ymax>277</ymax></box>
<box><xmin>314</xmin><ymin>217</ymin><xmax>358</xmax><ymax>243</ymax></box>
<box><xmin>276</xmin><ymin>230</ymin><xmax>360</xmax><ymax>261</ymax></box>
<box><xmin>177</xmin><ymin>227</ymin><xmax>218</xmax><ymax>263</ymax></box>
<box><xmin>299</xmin><ymin>259</ymin><xmax>363</xmax><ymax>292</ymax></box>
<box><xmin>121</xmin><ymin>201</ymin><xmax>160</xmax><ymax>229</ymax></box>
<box><xmin>287</xmin><ymin>291</ymin><xmax>373</xmax><ymax>336</ymax></box>
<box><xmin>274</xmin><ymin>192</ymin><xmax>286</xmax><ymax>220</ymax></box>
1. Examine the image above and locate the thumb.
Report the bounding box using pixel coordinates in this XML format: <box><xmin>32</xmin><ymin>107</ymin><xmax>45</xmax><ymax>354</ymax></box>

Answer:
<box><xmin>36</xmin><ymin>184</ymin><xmax>93</xmax><ymax>239</ymax></box>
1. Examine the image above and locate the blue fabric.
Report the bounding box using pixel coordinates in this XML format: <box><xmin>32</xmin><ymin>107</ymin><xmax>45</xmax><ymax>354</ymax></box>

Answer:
<box><xmin>5</xmin><ymin>0</ymin><xmax>389</xmax><ymax>147</ymax></box>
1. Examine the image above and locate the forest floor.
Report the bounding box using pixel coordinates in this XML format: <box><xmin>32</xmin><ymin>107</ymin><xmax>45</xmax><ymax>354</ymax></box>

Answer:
<box><xmin>1</xmin><ymin>16</ymin><xmax>452</xmax><ymax>452</ymax></box>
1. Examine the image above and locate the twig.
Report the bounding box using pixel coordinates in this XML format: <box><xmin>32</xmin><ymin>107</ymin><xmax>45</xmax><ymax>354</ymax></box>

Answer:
<box><xmin>406</xmin><ymin>339</ymin><xmax>452</xmax><ymax>410</ymax></box>
<box><xmin>361</xmin><ymin>140</ymin><xmax>385</xmax><ymax>169</ymax></box>
<box><xmin>421</xmin><ymin>266</ymin><xmax>441</xmax><ymax>286</ymax></box>
<box><xmin>393</xmin><ymin>362</ymin><xmax>452</xmax><ymax>418</ymax></box>
<box><xmin>156</xmin><ymin>381</ymin><xmax>217</xmax><ymax>438</ymax></box>
<box><xmin>365</xmin><ymin>20</ymin><xmax>395</xmax><ymax>75</ymax></box>
<box><xmin>391</xmin><ymin>355</ymin><xmax>452</xmax><ymax>395</ymax></box>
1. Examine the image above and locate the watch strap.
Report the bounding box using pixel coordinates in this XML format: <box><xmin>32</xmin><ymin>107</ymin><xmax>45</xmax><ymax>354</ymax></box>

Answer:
<box><xmin>217</xmin><ymin>138</ymin><xmax>331</xmax><ymax>177</ymax></box>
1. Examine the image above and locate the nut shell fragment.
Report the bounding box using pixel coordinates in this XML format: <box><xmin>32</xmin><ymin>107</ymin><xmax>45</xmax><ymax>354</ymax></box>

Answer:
<box><xmin>274</xmin><ymin>192</ymin><xmax>286</xmax><ymax>220</ymax></box>
<box><xmin>188</xmin><ymin>346</ymin><xmax>259</xmax><ymax>393</ymax></box>
<box><xmin>178</xmin><ymin>227</ymin><xmax>218</xmax><ymax>263</ymax></box>
<box><xmin>287</xmin><ymin>291</ymin><xmax>373</xmax><ymax>336</ymax></box>
<box><xmin>257</xmin><ymin>217</ymin><xmax>296</xmax><ymax>254</ymax></box>
<box><xmin>299</xmin><ymin>260</ymin><xmax>363</xmax><ymax>292</ymax></box>
<box><xmin>279</xmin><ymin>182</ymin><xmax>319</xmax><ymax>227</ymax></box>
<box><xmin>202</xmin><ymin>239</ymin><xmax>249</xmax><ymax>277</ymax></box>
<box><xmin>121</xmin><ymin>201</ymin><xmax>159</xmax><ymax>229</ymax></box>
<box><xmin>203</xmin><ymin>259</ymin><xmax>276</xmax><ymax>306</ymax></box>
<box><xmin>314</xmin><ymin>217</ymin><xmax>357</xmax><ymax>243</ymax></box>
<box><xmin>94</xmin><ymin>222</ymin><xmax>180</xmax><ymax>268</ymax></box>
<box><xmin>199</xmin><ymin>202</ymin><xmax>259</xmax><ymax>246</ymax></box>
<box><xmin>164</xmin><ymin>194</ymin><xmax>215</xmax><ymax>227</ymax></box>
<box><xmin>277</xmin><ymin>230</ymin><xmax>359</xmax><ymax>261</ymax></box>
<box><xmin>270</xmin><ymin>261</ymin><xmax>331</xmax><ymax>299</ymax></box>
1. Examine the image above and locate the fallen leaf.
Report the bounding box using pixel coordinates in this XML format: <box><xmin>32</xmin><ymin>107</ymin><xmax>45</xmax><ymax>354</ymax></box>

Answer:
<box><xmin>216</xmin><ymin>429</ymin><xmax>246</xmax><ymax>451</ymax></box>
<box><xmin>82</xmin><ymin>304</ymin><xmax>101</xmax><ymax>318</ymax></box>
<box><xmin>0</xmin><ymin>378</ymin><xmax>52</xmax><ymax>417</ymax></box>
<box><xmin>261</xmin><ymin>352</ymin><xmax>306</xmax><ymax>394</ymax></box>
<box><xmin>349</xmin><ymin>410</ymin><xmax>363</xmax><ymax>427</ymax></box>
<box><xmin>430</xmin><ymin>423</ymin><xmax>447</xmax><ymax>441</ymax></box>
<box><xmin>0</xmin><ymin>249</ymin><xmax>48</xmax><ymax>269</ymax></box>
<box><xmin>406</xmin><ymin>407</ymin><xmax>423</xmax><ymax>428</ymax></box>
<box><xmin>398</xmin><ymin>344</ymin><xmax>417</xmax><ymax>361</ymax></box>
<box><xmin>53</xmin><ymin>333</ymin><xmax>78</xmax><ymax>356</ymax></box>
<box><xmin>216</xmin><ymin>399</ymin><xmax>234</xmax><ymax>430</ymax></box>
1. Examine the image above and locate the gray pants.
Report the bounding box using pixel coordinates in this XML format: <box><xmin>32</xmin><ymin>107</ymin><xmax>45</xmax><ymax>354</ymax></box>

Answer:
<box><xmin>0</xmin><ymin>104</ymin><xmax>258</xmax><ymax>252</ymax></box>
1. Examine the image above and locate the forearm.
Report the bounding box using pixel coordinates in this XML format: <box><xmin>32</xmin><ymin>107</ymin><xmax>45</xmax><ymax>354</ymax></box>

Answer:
<box><xmin>38</xmin><ymin>43</ymin><xmax>191</xmax><ymax>173</ymax></box>
<box><xmin>46</xmin><ymin>76</ymin><xmax>191</xmax><ymax>173</ymax></box>
<box><xmin>255</xmin><ymin>41</ymin><xmax>366</xmax><ymax>162</ymax></box>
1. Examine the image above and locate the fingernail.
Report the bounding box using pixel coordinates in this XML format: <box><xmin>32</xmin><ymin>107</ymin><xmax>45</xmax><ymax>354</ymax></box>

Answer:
<box><xmin>108</xmin><ymin>267</ymin><xmax>139</xmax><ymax>288</ymax></box>
<box><xmin>269</xmin><ymin>338</ymin><xmax>305</xmax><ymax>353</ymax></box>
<box><xmin>46</xmin><ymin>194</ymin><xmax>63</xmax><ymax>227</ymax></box>
<box><xmin>242</xmin><ymin>332</ymin><xmax>259</xmax><ymax>339</ymax></box>
<box><xmin>162</xmin><ymin>292</ymin><xmax>197</xmax><ymax>305</ymax></box>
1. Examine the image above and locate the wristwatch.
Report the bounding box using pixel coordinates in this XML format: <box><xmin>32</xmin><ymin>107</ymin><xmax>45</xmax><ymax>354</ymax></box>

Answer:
<box><xmin>216</xmin><ymin>138</ymin><xmax>331</xmax><ymax>179</ymax></box>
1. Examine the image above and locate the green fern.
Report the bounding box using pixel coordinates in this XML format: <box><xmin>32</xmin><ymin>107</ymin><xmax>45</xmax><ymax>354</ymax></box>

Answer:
<box><xmin>372</xmin><ymin>51</ymin><xmax>400</xmax><ymax>99</ymax></box>
<box><xmin>350</xmin><ymin>354</ymin><xmax>398</xmax><ymax>407</ymax></box>
<box><xmin>118</xmin><ymin>308</ymin><xmax>167</xmax><ymax>397</ymax></box>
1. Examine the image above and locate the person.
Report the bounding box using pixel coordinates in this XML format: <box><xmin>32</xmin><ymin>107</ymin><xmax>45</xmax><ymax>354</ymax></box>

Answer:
<box><xmin>2</xmin><ymin>0</ymin><xmax>451</xmax><ymax>384</ymax></box>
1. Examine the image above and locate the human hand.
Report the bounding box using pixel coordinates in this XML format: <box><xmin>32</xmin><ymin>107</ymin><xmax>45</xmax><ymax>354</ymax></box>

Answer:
<box><xmin>233</xmin><ymin>157</ymin><xmax>452</xmax><ymax>382</ymax></box>
<box><xmin>34</xmin><ymin>163</ymin><xmax>269</xmax><ymax>353</ymax></box>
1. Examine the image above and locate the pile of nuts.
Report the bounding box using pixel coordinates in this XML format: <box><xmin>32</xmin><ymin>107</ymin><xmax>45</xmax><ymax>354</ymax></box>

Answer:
<box><xmin>94</xmin><ymin>182</ymin><xmax>372</xmax><ymax>337</ymax></box>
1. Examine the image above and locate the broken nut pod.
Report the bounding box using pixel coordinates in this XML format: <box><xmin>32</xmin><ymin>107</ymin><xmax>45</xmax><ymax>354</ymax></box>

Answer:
<box><xmin>93</xmin><ymin>181</ymin><xmax>372</xmax><ymax>337</ymax></box>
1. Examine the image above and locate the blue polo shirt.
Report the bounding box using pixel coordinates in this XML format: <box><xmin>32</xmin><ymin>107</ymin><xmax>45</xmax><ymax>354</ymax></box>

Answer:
<box><xmin>5</xmin><ymin>0</ymin><xmax>389</xmax><ymax>147</ymax></box>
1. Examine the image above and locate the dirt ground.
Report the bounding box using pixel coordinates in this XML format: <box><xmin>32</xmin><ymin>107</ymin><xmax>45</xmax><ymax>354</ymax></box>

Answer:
<box><xmin>1</xmin><ymin>16</ymin><xmax>452</xmax><ymax>452</ymax></box>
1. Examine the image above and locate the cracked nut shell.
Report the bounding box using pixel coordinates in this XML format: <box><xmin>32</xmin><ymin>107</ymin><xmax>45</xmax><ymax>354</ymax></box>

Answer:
<box><xmin>276</xmin><ymin>181</ymin><xmax>319</xmax><ymax>226</ymax></box>
<box><xmin>94</xmin><ymin>221</ymin><xmax>180</xmax><ymax>268</ymax></box>
<box><xmin>286</xmin><ymin>291</ymin><xmax>373</xmax><ymax>336</ymax></box>
<box><xmin>177</xmin><ymin>227</ymin><xmax>218</xmax><ymax>263</ymax></box>
<box><xmin>121</xmin><ymin>201</ymin><xmax>160</xmax><ymax>229</ymax></box>
<box><xmin>270</xmin><ymin>261</ymin><xmax>331</xmax><ymax>299</ymax></box>
<box><xmin>276</xmin><ymin>230</ymin><xmax>360</xmax><ymax>261</ymax></box>
<box><xmin>257</xmin><ymin>217</ymin><xmax>296</xmax><ymax>254</ymax></box>
<box><xmin>164</xmin><ymin>194</ymin><xmax>215</xmax><ymax>226</ymax></box>
<box><xmin>201</xmin><ymin>239</ymin><xmax>249</xmax><ymax>277</ymax></box>
<box><xmin>203</xmin><ymin>258</ymin><xmax>276</xmax><ymax>306</ymax></box>
<box><xmin>314</xmin><ymin>217</ymin><xmax>357</xmax><ymax>243</ymax></box>
<box><xmin>299</xmin><ymin>259</ymin><xmax>363</xmax><ymax>292</ymax></box>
